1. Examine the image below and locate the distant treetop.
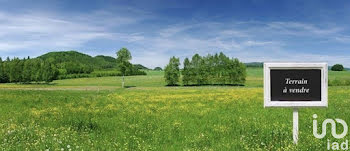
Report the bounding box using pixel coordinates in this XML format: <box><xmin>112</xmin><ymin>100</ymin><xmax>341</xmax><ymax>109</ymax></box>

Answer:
<box><xmin>331</xmin><ymin>64</ymin><xmax>344</xmax><ymax>71</ymax></box>
<box><xmin>134</xmin><ymin>64</ymin><xmax>149</xmax><ymax>70</ymax></box>
<box><xmin>154</xmin><ymin>67</ymin><xmax>162</xmax><ymax>71</ymax></box>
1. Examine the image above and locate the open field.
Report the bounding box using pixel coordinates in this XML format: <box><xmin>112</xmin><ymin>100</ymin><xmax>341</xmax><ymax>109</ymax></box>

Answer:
<box><xmin>1</xmin><ymin>68</ymin><xmax>350</xmax><ymax>150</ymax></box>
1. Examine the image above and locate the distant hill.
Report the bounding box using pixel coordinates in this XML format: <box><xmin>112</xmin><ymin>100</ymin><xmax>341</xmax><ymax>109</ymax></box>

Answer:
<box><xmin>36</xmin><ymin>50</ymin><xmax>149</xmax><ymax>77</ymax></box>
<box><xmin>37</xmin><ymin>50</ymin><xmax>150</xmax><ymax>69</ymax></box>
<box><xmin>37</xmin><ymin>51</ymin><xmax>117</xmax><ymax>69</ymax></box>
<box><xmin>93</xmin><ymin>55</ymin><xmax>117</xmax><ymax>69</ymax></box>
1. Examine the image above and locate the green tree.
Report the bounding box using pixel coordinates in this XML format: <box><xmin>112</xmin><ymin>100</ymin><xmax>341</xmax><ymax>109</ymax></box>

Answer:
<box><xmin>236</xmin><ymin>58</ymin><xmax>247</xmax><ymax>84</ymax></box>
<box><xmin>32</xmin><ymin>59</ymin><xmax>43</xmax><ymax>82</ymax></box>
<box><xmin>218</xmin><ymin>52</ymin><xmax>229</xmax><ymax>84</ymax></box>
<box><xmin>116</xmin><ymin>48</ymin><xmax>132</xmax><ymax>88</ymax></box>
<box><xmin>213</xmin><ymin>53</ymin><xmax>219</xmax><ymax>83</ymax></box>
<box><xmin>9</xmin><ymin>58</ymin><xmax>23</xmax><ymax>83</ymax></box>
<box><xmin>191</xmin><ymin>54</ymin><xmax>202</xmax><ymax>84</ymax></box>
<box><xmin>331</xmin><ymin>64</ymin><xmax>344</xmax><ymax>71</ymax></box>
<box><xmin>198</xmin><ymin>57</ymin><xmax>208</xmax><ymax>85</ymax></box>
<box><xmin>182</xmin><ymin>58</ymin><xmax>191</xmax><ymax>85</ymax></box>
<box><xmin>42</xmin><ymin>59</ymin><xmax>59</xmax><ymax>83</ymax></box>
<box><xmin>22</xmin><ymin>60</ymin><xmax>32</xmax><ymax>83</ymax></box>
<box><xmin>164</xmin><ymin>56</ymin><xmax>180</xmax><ymax>86</ymax></box>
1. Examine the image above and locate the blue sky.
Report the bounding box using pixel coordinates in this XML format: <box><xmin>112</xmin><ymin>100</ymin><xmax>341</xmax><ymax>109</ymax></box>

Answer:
<box><xmin>0</xmin><ymin>0</ymin><xmax>350</xmax><ymax>68</ymax></box>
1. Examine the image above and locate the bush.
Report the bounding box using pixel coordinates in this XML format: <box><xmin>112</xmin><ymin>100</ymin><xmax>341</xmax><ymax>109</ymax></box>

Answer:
<box><xmin>58</xmin><ymin>73</ymin><xmax>91</xmax><ymax>80</ymax></box>
<box><xmin>93</xmin><ymin>70</ymin><xmax>121</xmax><ymax>77</ymax></box>
<box><xmin>125</xmin><ymin>66</ymin><xmax>147</xmax><ymax>76</ymax></box>
<box><xmin>331</xmin><ymin>64</ymin><xmax>344</xmax><ymax>71</ymax></box>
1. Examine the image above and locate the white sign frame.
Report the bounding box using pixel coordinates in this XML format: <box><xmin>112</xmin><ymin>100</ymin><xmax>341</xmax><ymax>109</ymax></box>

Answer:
<box><xmin>264</xmin><ymin>62</ymin><xmax>328</xmax><ymax>108</ymax></box>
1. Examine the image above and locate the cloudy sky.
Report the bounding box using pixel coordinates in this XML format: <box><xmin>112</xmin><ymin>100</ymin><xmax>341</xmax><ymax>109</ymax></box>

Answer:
<box><xmin>0</xmin><ymin>0</ymin><xmax>350</xmax><ymax>68</ymax></box>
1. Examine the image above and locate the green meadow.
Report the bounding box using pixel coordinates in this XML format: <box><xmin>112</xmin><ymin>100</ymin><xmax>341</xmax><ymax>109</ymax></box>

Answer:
<box><xmin>1</xmin><ymin>68</ymin><xmax>350</xmax><ymax>150</ymax></box>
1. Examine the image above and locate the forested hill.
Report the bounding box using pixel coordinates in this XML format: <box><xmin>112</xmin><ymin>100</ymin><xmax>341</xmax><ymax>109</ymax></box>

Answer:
<box><xmin>35</xmin><ymin>50</ymin><xmax>147</xmax><ymax>77</ymax></box>
<box><xmin>0</xmin><ymin>50</ymin><xmax>148</xmax><ymax>83</ymax></box>
<box><xmin>37</xmin><ymin>51</ymin><xmax>117</xmax><ymax>69</ymax></box>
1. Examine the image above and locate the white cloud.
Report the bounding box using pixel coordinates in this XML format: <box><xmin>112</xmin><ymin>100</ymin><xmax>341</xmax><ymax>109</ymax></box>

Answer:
<box><xmin>159</xmin><ymin>24</ymin><xmax>194</xmax><ymax>37</ymax></box>
<box><xmin>0</xmin><ymin>8</ymin><xmax>152</xmax><ymax>55</ymax></box>
<box><xmin>266</xmin><ymin>21</ymin><xmax>342</xmax><ymax>35</ymax></box>
<box><xmin>0</xmin><ymin>12</ymin><xmax>109</xmax><ymax>52</ymax></box>
<box><xmin>242</xmin><ymin>40</ymin><xmax>281</xmax><ymax>47</ymax></box>
<box><xmin>128</xmin><ymin>21</ymin><xmax>350</xmax><ymax>68</ymax></box>
<box><xmin>334</xmin><ymin>36</ymin><xmax>350</xmax><ymax>43</ymax></box>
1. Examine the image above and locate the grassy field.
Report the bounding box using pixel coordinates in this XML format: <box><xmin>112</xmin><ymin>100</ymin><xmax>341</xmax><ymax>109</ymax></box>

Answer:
<box><xmin>0</xmin><ymin>68</ymin><xmax>350</xmax><ymax>150</ymax></box>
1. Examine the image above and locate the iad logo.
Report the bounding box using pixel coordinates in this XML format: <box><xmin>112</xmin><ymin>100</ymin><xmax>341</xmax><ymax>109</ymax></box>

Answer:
<box><xmin>313</xmin><ymin>114</ymin><xmax>348</xmax><ymax>139</ymax></box>
<box><xmin>313</xmin><ymin>114</ymin><xmax>349</xmax><ymax>150</ymax></box>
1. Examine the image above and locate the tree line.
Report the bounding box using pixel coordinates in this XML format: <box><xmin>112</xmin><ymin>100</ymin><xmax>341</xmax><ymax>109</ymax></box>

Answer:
<box><xmin>165</xmin><ymin>52</ymin><xmax>246</xmax><ymax>86</ymax></box>
<box><xmin>0</xmin><ymin>57</ymin><xmax>59</xmax><ymax>83</ymax></box>
<box><xmin>61</xmin><ymin>62</ymin><xmax>94</xmax><ymax>74</ymax></box>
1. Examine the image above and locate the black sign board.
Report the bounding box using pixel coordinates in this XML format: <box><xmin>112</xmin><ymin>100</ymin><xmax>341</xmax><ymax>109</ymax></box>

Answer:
<box><xmin>270</xmin><ymin>69</ymin><xmax>321</xmax><ymax>101</ymax></box>
<box><xmin>264</xmin><ymin>63</ymin><xmax>327</xmax><ymax>107</ymax></box>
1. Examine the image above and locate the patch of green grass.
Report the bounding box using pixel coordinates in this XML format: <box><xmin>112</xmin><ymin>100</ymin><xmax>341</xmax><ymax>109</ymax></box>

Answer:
<box><xmin>245</xmin><ymin>67</ymin><xmax>263</xmax><ymax>87</ymax></box>
<box><xmin>329</xmin><ymin>70</ymin><xmax>350</xmax><ymax>80</ymax></box>
<box><xmin>329</xmin><ymin>70</ymin><xmax>350</xmax><ymax>86</ymax></box>
<box><xmin>1</xmin><ymin>86</ymin><xmax>350</xmax><ymax>150</ymax></box>
<box><xmin>0</xmin><ymin>71</ymin><xmax>165</xmax><ymax>89</ymax></box>
<box><xmin>143</xmin><ymin>70</ymin><xmax>164</xmax><ymax>76</ymax></box>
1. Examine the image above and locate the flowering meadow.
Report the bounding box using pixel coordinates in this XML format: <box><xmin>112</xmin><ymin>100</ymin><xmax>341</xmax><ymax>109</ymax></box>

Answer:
<box><xmin>0</xmin><ymin>69</ymin><xmax>350</xmax><ymax>150</ymax></box>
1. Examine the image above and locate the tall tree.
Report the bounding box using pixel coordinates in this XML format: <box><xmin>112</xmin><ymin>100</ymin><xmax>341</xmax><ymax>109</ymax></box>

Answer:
<box><xmin>22</xmin><ymin>60</ymin><xmax>32</xmax><ymax>83</ymax></box>
<box><xmin>32</xmin><ymin>59</ymin><xmax>43</xmax><ymax>83</ymax></box>
<box><xmin>164</xmin><ymin>56</ymin><xmax>180</xmax><ymax>86</ymax></box>
<box><xmin>182</xmin><ymin>57</ymin><xmax>191</xmax><ymax>85</ymax></box>
<box><xmin>191</xmin><ymin>54</ymin><xmax>202</xmax><ymax>84</ymax></box>
<box><xmin>116</xmin><ymin>48</ymin><xmax>132</xmax><ymax>88</ymax></box>
<box><xmin>9</xmin><ymin>58</ymin><xmax>23</xmax><ymax>83</ymax></box>
<box><xmin>42</xmin><ymin>59</ymin><xmax>59</xmax><ymax>83</ymax></box>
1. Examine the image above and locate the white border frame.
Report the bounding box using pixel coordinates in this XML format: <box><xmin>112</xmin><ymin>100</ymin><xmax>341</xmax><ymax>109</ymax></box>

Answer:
<box><xmin>264</xmin><ymin>62</ymin><xmax>328</xmax><ymax>108</ymax></box>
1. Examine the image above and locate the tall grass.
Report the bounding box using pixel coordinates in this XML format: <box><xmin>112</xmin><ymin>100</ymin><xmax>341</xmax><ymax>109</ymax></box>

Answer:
<box><xmin>0</xmin><ymin>87</ymin><xmax>350</xmax><ymax>150</ymax></box>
